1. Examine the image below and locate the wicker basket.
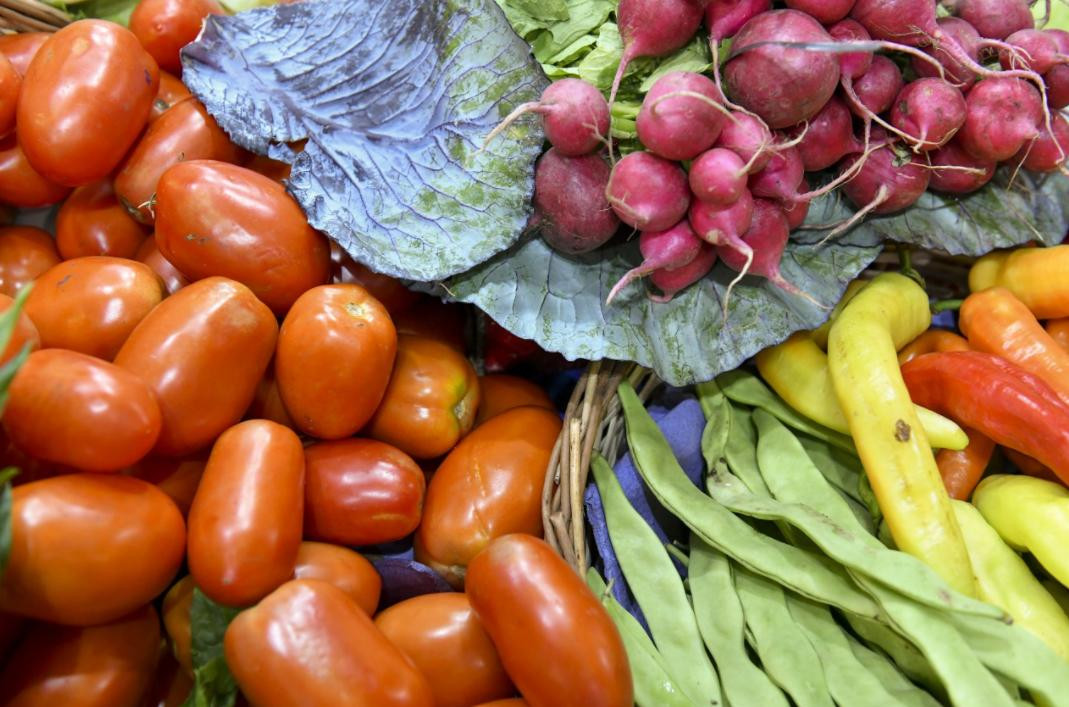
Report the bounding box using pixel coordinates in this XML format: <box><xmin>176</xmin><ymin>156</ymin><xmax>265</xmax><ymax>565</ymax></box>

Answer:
<box><xmin>0</xmin><ymin>0</ymin><xmax>68</xmax><ymax>34</ymax></box>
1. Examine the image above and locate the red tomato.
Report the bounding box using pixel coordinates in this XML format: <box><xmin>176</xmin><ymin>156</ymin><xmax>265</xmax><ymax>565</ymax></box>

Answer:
<box><xmin>0</xmin><ymin>292</ymin><xmax>39</xmax><ymax>365</ymax></box>
<box><xmin>4</xmin><ymin>349</ymin><xmax>162</xmax><ymax>472</ymax></box>
<box><xmin>330</xmin><ymin>244</ymin><xmax>420</xmax><ymax>316</ymax></box>
<box><xmin>162</xmin><ymin>576</ymin><xmax>193</xmax><ymax>676</ymax></box>
<box><xmin>188</xmin><ymin>420</ymin><xmax>304</xmax><ymax>607</ymax></box>
<box><xmin>25</xmin><ymin>257</ymin><xmax>163</xmax><ymax>360</ymax></box>
<box><xmin>0</xmin><ymin>226</ymin><xmax>59</xmax><ymax>295</ymax></box>
<box><xmin>150</xmin><ymin>71</ymin><xmax>192</xmax><ymax>123</ymax></box>
<box><xmin>0</xmin><ymin>33</ymin><xmax>47</xmax><ymax>76</ymax></box>
<box><xmin>224</xmin><ymin>579</ymin><xmax>434</xmax><ymax>707</ymax></box>
<box><xmin>115</xmin><ymin>100</ymin><xmax>243</xmax><ymax>225</ymax></box>
<box><xmin>465</xmin><ymin>535</ymin><xmax>632</xmax><ymax>707</ymax></box>
<box><xmin>0</xmin><ymin>135</ymin><xmax>70</xmax><ymax>208</ymax></box>
<box><xmin>375</xmin><ymin>593</ymin><xmax>514</xmax><ymax>707</ymax></box>
<box><xmin>128</xmin><ymin>454</ymin><xmax>207</xmax><ymax>516</ymax></box>
<box><xmin>18</xmin><ymin>20</ymin><xmax>160</xmax><ymax>187</ymax></box>
<box><xmin>304</xmin><ymin>438</ymin><xmax>425</xmax><ymax>546</ymax></box>
<box><xmin>114</xmin><ymin>277</ymin><xmax>277</xmax><ymax>456</ymax></box>
<box><xmin>0</xmin><ymin>474</ymin><xmax>184</xmax><ymax>625</ymax></box>
<box><xmin>0</xmin><ymin>52</ymin><xmax>19</xmax><ymax>138</ymax></box>
<box><xmin>135</xmin><ymin>237</ymin><xmax>188</xmax><ymax>295</ymax></box>
<box><xmin>0</xmin><ymin>605</ymin><xmax>161</xmax><ymax>706</ymax></box>
<box><xmin>393</xmin><ymin>296</ymin><xmax>469</xmax><ymax>353</ymax></box>
<box><xmin>414</xmin><ymin>407</ymin><xmax>561</xmax><ymax>587</ymax></box>
<box><xmin>141</xmin><ymin>651</ymin><xmax>192</xmax><ymax>707</ymax></box>
<box><xmin>55</xmin><ymin>181</ymin><xmax>149</xmax><ymax>259</ymax></box>
<box><xmin>244</xmin><ymin>152</ymin><xmax>291</xmax><ymax>182</ymax></box>
<box><xmin>246</xmin><ymin>364</ymin><xmax>296</xmax><ymax>429</ymax></box>
<box><xmin>368</xmin><ymin>335</ymin><xmax>480</xmax><ymax>460</ymax></box>
<box><xmin>293</xmin><ymin>542</ymin><xmax>381</xmax><ymax>615</ymax></box>
<box><xmin>474</xmin><ymin>374</ymin><xmax>555</xmax><ymax>427</ymax></box>
<box><xmin>276</xmin><ymin>284</ymin><xmax>397</xmax><ymax>439</ymax></box>
<box><xmin>474</xmin><ymin>701</ymin><xmax>529</xmax><ymax>707</ymax></box>
<box><xmin>154</xmin><ymin>160</ymin><xmax>331</xmax><ymax>313</ymax></box>
<box><xmin>130</xmin><ymin>0</ymin><xmax>225</xmax><ymax>74</ymax></box>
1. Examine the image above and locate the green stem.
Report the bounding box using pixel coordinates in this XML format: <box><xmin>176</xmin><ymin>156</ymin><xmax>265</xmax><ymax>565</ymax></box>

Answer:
<box><xmin>931</xmin><ymin>299</ymin><xmax>964</xmax><ymax>314</ymax></box>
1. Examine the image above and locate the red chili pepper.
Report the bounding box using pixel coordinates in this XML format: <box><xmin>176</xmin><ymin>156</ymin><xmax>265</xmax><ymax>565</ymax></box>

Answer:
<box><xmin>935</xmin><ymin>427</ymin><xmax>995</xmax><ymax>500</ymax></box>
<box><xmin>901</xmin><ymin>351</ymin><xmax>1069</xmax><ymax>487</ymax></box>
<box><xmin>1002</xmin><ymin>447</ymin><xmax>1062</xmax><ymax>483</ymax></box>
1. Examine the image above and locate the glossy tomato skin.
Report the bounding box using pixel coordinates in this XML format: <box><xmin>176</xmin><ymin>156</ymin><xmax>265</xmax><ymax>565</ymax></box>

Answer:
<box><xmin>115</xmin><ymin>100</ymin><xmax>242</xmax><ymax>225</ymax></box>
<box><xmin>276</xmin><ymin>284</ymin><xmax>397</xmax><ymax>438</ymax></box>
<box><xmin>0</xmin><ymin>226</ymin><xmax>59</xmax><ymax>295</ymax></box>
<box><xmin>0</xmin><ymin>605</ymin><xmax>161</xmax><ymax>707</ymax></box>
<box><xmin>0</xmin><ymin>33</ymin><xmax>48</xmax><ymax>76</ymax></box>
<box><xmin>162</xmin><ymin>576</ymin><xmax>193</xmax><ymax>676</ymax></box>
<box><xmin>0</xmin><ymin>292</ymin><xmax>39</xmax><ymax>365</ymax></box>
<box><xmin>0</xmin><ymin>136</ymin><xmax>70</xmax><ymax>208</ymax></box>
<box><xmin>375</xmin><ymin>593</ymin><xmax>514</xmax><ymax>707</ymax></box>
<box><xmin>293</xmin><ymin>542</ymin><xmax>381</xmax><ymax>615</ymax></box>
<box><xmin>224</xmin><ymin>579</ymin><xmax>434</xmax><ymax>707</ymax></box>
<box><xmin>304</xmin><ymin>438</ymin><xmax>424</xmax><ymax>546</ymax></box>
<box><xmin>187</xmin><ymin>420</ymin><xmax>304</xmax><ymax>607</ymax></box>
<box><xmin>128</xmin><ymin>454</ymin><xmax>206</xmax><ymax>516</ymax></box>
<box><xmin>246</xmin><ymin>365</ymin><xmax>296</xmax><ymax>429</ymax></box>
<box><xmin>414</xmin><ymin>407</ymin><xmax>560</xmax><ymax>586</ymax></box>
<box><xmin>154</xmin><ymin>160</ymin><xmax>331</xmax><ymax>313</ymax></box>
<box><xmin>150</xmin><ymin>72</ymin><xmax>192</xmax><ymax>123</ymax></box>
<box><xmin>25</xmin><ymin>257</ymin><xmax>163</xmax><ymax>360</ymax></box>
<box><xmin>330</xmin><ymin>244</ymin><xmax>420</xmax><ymax>316</ymax></box>
<box><xmin>130</xmin><ymin>0</ymin><xmax>224</xmax><ymax>74</ymax></box>
<box><xmin>114</xmin><ymin>277</ymin><xmax>277</xmax><ymax>456</ymax></box>
<box><xmin>55</xmin><ymin>181</ymin><xmax>149</xmax><ymax>259</ymax></box>
<box><xmin>135</xmin><ymin>237</ymin><xmax>188</xmax><ymax>295</ymax></box>
<box><xmin>368</xmin><ymin>335</ymin><xmax>480</xmax><ymax>460</ymax></box>
<box><xmin>244</xmin><ymin>152</ymin><xmax>291</xmax><ymax>182</ymax></box>
<box><xmin>393</xmin><ymin>296</ymin><xmax>468</xmax><ymax>352</ymax></box>
<box><xmin>4</xmin><ymin>349</ymin><xmax>162</xmax><ymax>471</ymax></box>
<box><xmin>0</xmin><ymin>53</ymin><xmax>19</xmax><ymax>138</ymax></box>
<box><xmin>474</xmin><ymin>374</ymin><xmax>555</xmax><ymax>427</ymax></box>
<box><xmin>473</xmin><ymin>701</ymin><xmax>529</xmax><ymax>707</ymax></box>
<box><xmin>18</xmin><ymin>20</ymin><xmax>159</xmax><ymax>187</ymax></box>
<box><xmin>466</xmin><ymin>535</ymin><xmax>632</xmax><ymax>707</ymax></box>
<box><xmin>0</xmin><ymin>475</ymin><xmax>185</xmax><ymax>625</ymax></box>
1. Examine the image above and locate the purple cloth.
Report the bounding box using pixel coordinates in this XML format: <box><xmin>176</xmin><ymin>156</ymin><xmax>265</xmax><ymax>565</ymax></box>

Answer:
<box><xmin>370</xmin><ymin>557</ymin><xmax>454</xmax><ymax>611</ymax></box>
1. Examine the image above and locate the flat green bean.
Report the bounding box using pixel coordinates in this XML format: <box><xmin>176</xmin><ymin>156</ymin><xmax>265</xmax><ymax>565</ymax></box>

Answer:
<box><xmin>697</xmin><ymin>380</ymin><xmax>732</xmax><ymax>469</ymax></box>
<box><xmin>688</xmin><ymin>534</ymin><xmax>788</xmax><ymax>707</ymax></box>
<box><xmin>844</xmin><ymin>630</ymin><xmax>941</xmax><ymax>707</ymax></box>
<box><xmin>724</xmin><ymin>405</ymin><xmax>771</xmax><ymax>497</ymax></box>
<box><xmin>796</xmin><ymin>434</ymin><xmax>864</xmax><ymax>503</ymax></box>
<box><xmin>733</xmin><ymin>566</ymin><xmax>833</xmax><ymax>707</ymax></box>
<box><xmin>591</xmin><ymin>455</ymin><xmax>722</xmax><ymax>706</ymax></box>
<box><xmin>586</xmin><ymin>569</ymin><xmax>697</xmax><ymax>707</ymax></box>
<box><xmin>845</xmin><ymin>614</ymin><xmax>942</xmax><ymax>693</ymax></box>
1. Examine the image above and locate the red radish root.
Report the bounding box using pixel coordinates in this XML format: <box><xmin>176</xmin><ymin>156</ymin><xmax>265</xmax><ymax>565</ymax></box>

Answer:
<box><xmin>648</xmin><ymin>243</ymin><xmax>718</xmax><ymax>302</ymax></box>
<box><xmin>927</xmin><ymin>139</ymin><xmax>998</xmax><ymax>193</ymax></box>
<box><xmin>637</xmin><ymin>72</ymin><xmax>729</xmax><ymax>160</ymax></box>
<box><xmin>483</xmin><ymin>79</ymin><xmax>610</xmax><ymax>157</ymax></box>
<box><xmin>610</xmin><ymin>0</ymin><xmax>706</xmax><ymax>105</ymax></box>
<box><xmin>607</xmin><ymin>220</ymin><xmax>704</xmax><ymax>304</ymax></box>
<box><xmin>957</xmin><ymin>76</ymin><xmax>1044</xmax><ymax>161</ymax></box>
<box><xmin>533</xmin><ymin>149</ymin><xmax>621</xmax><ymax>255</ymax></box>
<box><xmin>689</xmin><ymin>148</ymin><xmax>748</xmax><ymax>205</ymax></box>
<box><xmin>890</xmin><ymin>78</ymin><xmax>969</xmax><ymax>151</ymax></box>
<box><xmin>606</xmin><ymin>151</ymin><xmax>692</xmax><ymax>232</ymax></box>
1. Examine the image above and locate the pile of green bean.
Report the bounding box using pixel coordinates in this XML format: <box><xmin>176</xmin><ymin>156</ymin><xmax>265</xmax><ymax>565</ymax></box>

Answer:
<box><xmin>586</xmin><ymin>370</ymin><xmax>1069</xmax><ymax>707</ymax></box>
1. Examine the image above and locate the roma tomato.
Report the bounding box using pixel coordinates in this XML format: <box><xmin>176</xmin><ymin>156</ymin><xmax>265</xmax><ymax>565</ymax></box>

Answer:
<box><xmin>0</xmin><ymin>605</ymin><xmax>161</xmax><ymax>707</ymax></box>
<box><xmin>162</xmin><ymin>576</ymin><xmax>193</xmax><ymax>676</ymax></box>
<box><xmin>368</xmin><ymin>335</ymin><xmax>480</xmax><ymax>460</ymax></box>
<box><xmin>128</xmin><ymin>453</ymin><xmax>207</xmax><ymax>516</ymax></box>
<box><xmin>304</xmin><ymin>438</ymin><xmax>424</xmax><ymax>546</ymax></box>
<box><xmin>0</xmin><ymin>135</ymin><xmax>70</xmax><ymax>208</ymax></box>
<box><xmin>0</xmin><ymin>474</ymin><xmax>184</xmax><ymax>625</ymax></box>
<box><xmin>246</xmin><ymin>364</ymin><xmax>295</xmax><ymax>429</ymax></box>
<box><xmin>414</xmin><ymin>407</ymin><xmax>560</xmax><ymax>586</ymax></box>
<box><xmin>393</xmin><ymin>296</ymin><xmax>468</xmax><ymax>352</ymax></box>
<box><xmin>224</xmin><ymin>579</ymin><xmax>434</xmax><ymax>707</ymax></box>
<box><xmin>187</xmin><ymin>420</ymin><xmax>304</xmax><ymax>607</ymax></box>
<box><xmin>130</xmin><ymin>0</ymin><xmax>225</xmax><ymax>74</ymax></box>
<box><xmin>474</xmin><ymin>701</ymin><xmax>528</xmax><ymax>707</ymax></box>
<box><xmin>4</xmin><ymin>349</ymin><xmax>162</xmax><ymax>471</ymax></box>
<box><xmin>0</xmin><ymin>33</ymin><xmax>47</xmax><ymax>75</ymax></box>
<box><xmin>115</xmin><ymin>100</ymin><xmax>243</xmax><ymax>224</ymax></box>
<box><xmin>375</xmin><ymin>593</ymin><xmax>514</xmax><ymax>707</ymax></box>
<box><xmin>245</xmin><ymin>152</ymin><xmax>291</xmax><ymax>182</ymax></box>
<box><xmin>114</xmin><ymin>277</ymin><xmax>277</xmax><ymax>456</ymax></box>
<box><xmin>150</xmin><ymin>72</ymin><xmax>191</xmax><ymax>123</ymax></box>
<box><xmin>293</xmin><ymin>542</ymin><xmax>381</xmax><ymax>615</ymax></box>
<box><xmin>135</xmin><ymin>237</ymin><xmax>188</xmax><ymax>295</ymax></box>
<box><xmin>25</xmin><ymin>257</ymin><xmax>163</xmax><ymax>360</ymax></box>
<box><xmin>465</xmin><ymin>535</ymin><xmax>632</xmax><ymax>707</ymax></box>
<box><xmin>276</xmin><ymin>284</ymin><xmax>397</xmax><ymax>439</ymax></box>
<box><xmin>18</xmin><ymin>20</ymin><xmax>159</xmax><ymax>187</ymax></box>
<box><xmin>330</xmin><ymin>244</ymin><xmax>420</xmax><ymax>316</ymax></box>
<box><xmin>0</xmin><ymin>52</ymin><xmax>19</xmax><ymax>138</ymax></box>
<box><xmin>0</xmin><ymin>226</ymin><xmax>59</xmax><ymax>295</ymax></box>
<box><xmin>0</xmin><ymin>292</ymin><xmax>39</xmax><ymax>365</ymax></box>
<box><xmin>154</xmin><ymin>160</ymin><xmax>331</xmax><ymax>313</ymax></box>
<box><xmin>141</xmin><ymin>652</ymin><xmax>192</xmax><ymax>707</ymax></box>
<box><xmin>474</xmin><ymin>374</ymin><xmax>555</xmax><ymax>427</ymax></box>
<box><xmin>55</xmin><ymin>181</ymin><xmax>149</xmax><ymax>259</ymax></box>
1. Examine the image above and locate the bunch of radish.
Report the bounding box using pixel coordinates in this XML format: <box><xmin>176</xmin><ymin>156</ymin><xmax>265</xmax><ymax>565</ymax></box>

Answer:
<box><xmin>503</xmin><ymin>0</ymin><xmax>1069</xmax><ymax>306</ymax></box>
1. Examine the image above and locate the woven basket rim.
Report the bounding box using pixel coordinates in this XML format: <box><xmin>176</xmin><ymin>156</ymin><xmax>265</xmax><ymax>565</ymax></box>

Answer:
<box><xmin>0</xmin><ymin>0</ymin><xmax>69</xmax><ymax>34</ymax></box>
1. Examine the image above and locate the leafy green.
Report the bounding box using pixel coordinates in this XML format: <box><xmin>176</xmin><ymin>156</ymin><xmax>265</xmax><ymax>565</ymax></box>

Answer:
<box><xmin>185</xmin><ymin>588</ymin><xmax>242</xmax><ymax>707</ymax></box>
<box><xmin>49</xmin><ymin>0</ymin><xmax>138</xmax><ymax>25</ymax></box>
<box><xmin>0</xmin><ymin>467</ymin><xmax>17</xmax><ymax>581</ymax></box>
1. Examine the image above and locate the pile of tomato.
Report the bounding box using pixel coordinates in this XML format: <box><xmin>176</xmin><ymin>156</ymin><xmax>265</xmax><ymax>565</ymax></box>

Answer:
<box><xmin>0</xmin><ymin>2</ymin><xmax>633</xmax><ymax>706</ymax></box>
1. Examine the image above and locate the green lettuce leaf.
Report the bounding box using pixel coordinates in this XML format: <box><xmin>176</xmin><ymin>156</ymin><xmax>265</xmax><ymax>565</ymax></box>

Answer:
<box><xmin>185</xmin><ymin>588</ymin><xmax>242</xmax><ymax>707</ymax></box>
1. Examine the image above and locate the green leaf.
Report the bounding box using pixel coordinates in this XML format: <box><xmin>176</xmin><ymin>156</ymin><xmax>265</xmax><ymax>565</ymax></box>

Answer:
<box><xmin>53</xmin><ymin>0</ymin><xmax>138</xmax><ymax>25</ymax></box>
<box><xmin>0</xmin><ymin>466</ymin><xmax>18</xmax><ymax>581</ymax></box>
<box><xmin>185</xmin><ymin>588</ymin><xmax>243</xmax><ymax>707</ymax></box>
<box><xmin>521</xmin><ymin>0</ymin><xmax>615</xmax><ymax>61</ymax></box>
<box><xmin>509</xmin><ymin>0</ymin><xmax>570</xmax><ymax>22</ymax></box>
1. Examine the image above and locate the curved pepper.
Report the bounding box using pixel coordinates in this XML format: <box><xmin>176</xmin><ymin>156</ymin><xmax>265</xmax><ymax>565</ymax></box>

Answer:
<box><xmin>755</xmin><ymin>332</ymin><xmax>968</xmax><ymax>450</ymax></box>
<box><xmin>973</xmin><ymin>475</ymin><xmax>1069</xmax><ymax>590</ymax></box>
<box><xmin>1002</xmin><ymin>448</ymin><xmax>1061</xmax><ymax>484</ymax></box>
<box><xmin>827</xmin><ymin>272</ymin><xmax>978</xmax><ymax>597</ymax></box>
<box><xmin>897</xmin><ymin>329</ymin><xmax>970</xmax><ymax>365</ymax></box>
<box><xmin>1046</xmin><ymin>318</ymin><xmax>1069</xmax><ymax>353</ymax></box>
<box><xmin>960</xmin><ymin>287</ymin><xmax>1069</xmax><ymax>407</ymax></box>
<box><xmin>969</xmin><ymin>246</ymin><xmax>1069</xmax><ymax>319</ymax></box>
<box><xmin>951</xmin><ymin>499</ymin><xmax>1069</xmax><ymax>663</ymax></box>
<box><xmin>901</xmin><ymin>351</ymin><xmax>1069</xmax><ymax>487</ymax></box>
<box><xmin>810</xmin><ymin>279</ymin><xmax>867</xmax><ymax>350</ymax></box>
<box><xmin>936</xmin><ymin>428</ymin><xmax>995</xmax><ymax>500</ymax></box>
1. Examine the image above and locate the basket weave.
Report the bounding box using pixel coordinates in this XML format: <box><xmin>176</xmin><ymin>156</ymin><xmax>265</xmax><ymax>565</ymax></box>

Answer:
<box><xmin>0</xmin><ymin>0</ymin><xmax>68</xmax><ymax>33</ymax></box>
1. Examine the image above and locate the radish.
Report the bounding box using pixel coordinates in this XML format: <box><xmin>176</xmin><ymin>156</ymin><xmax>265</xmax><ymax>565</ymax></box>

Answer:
<box><xmin>606</xmin><ymin>220</ymin><xmax>704</xmax><ymax>304</ymax></box>
<box><xmin>689</xmin><ymin>190</ymin><xmax>756</xmax><ymax>309</ymax></box>
<box><xmin>609</xmin><ymin>0</ymin><xmax>707</xmax><ymax>105</ymax></box>
<box><xmin>999</xmin><ymin>29</ymin><xmax>1059</xmax><ymax>73</ymax></box>
<box><xmin>605</xmin><ymin>151</ymin><xmax>691</xmax><ymax>232</ymax></box>
<box><xmin>828</xmin><ymin>18</ymin><xmax>874</xmax><ymax>79</ymax></box>
<box><xmin>957</xmin><ymin>76</ymin><xmax>1043</xmax><ymax>161</ymax></box>
<box><xmin>533</xmin><ymin>149</ymin><xmax>621</xmax><ymax>255</ymax></box>
<box><xmin>636</xmin><ymin>72</ymin><xmax>729</xmax><ymax>160</ymax></box>
<box><xmin>1046</xmin><ymin>29</ymin><xmax>1069</xmax><ymax>109</ymax></box>
<box><xmin>784</xmin><ymin>0</ymin><xmax>855</xmax><ymax>25</ymax></box>
<box><xmin>648</xmin><ymin>242</ymin><xmax>718</xmax><ymax>303</ymax></box>
<box><xmin>912</xmin><ymin>17</ymin><xmax>982</xmax><ymax>89</ymax></box>
<box><xmin>841</xmin><ymin>143</ymin><xmax>931</xmax><ymax>217</ymax></box>
<box><xmin>722</xmin><ymin>10</ymin><xmax>841</xmax><ymax>129</ymax></box>
<box><xmin>889</xmin><ymin>78</ymin><xmax>968</xmax><ymax>151</ymax></box>
<box><xmin>705</xmin><ymin>0</ymin><xmax>771</xmax><ymax>113</ymax></box>
<box><xmin>483</xmin><ymin>79</ymin><xmax>610</xmax><ymax>157</ymax></box>
<box><xmin>689</xmin><ymin>148</ymin><xmax>748</xmax><ymax>205</ymax></box>
<box><xmin>845</xmin><ymin>55</ymin><xmax>904</xmax><ymax>116</ymax></box>
<box><xmin>951</xmin><ymin>0</ymin><xmax>1034</xmax><ymax>40</ymax></box>
<box><xmin>794</xmin><ymin>96</ymin><xmax>862</xmax><ymax>170</ymax></box>
<box><xmin>748</xmin><ymin>145</ymin><xmax>804</xmax><ymax>202</ymax></box>
<box><xmin>782</xmin><ymin>177</ymin><xmax>811</xmax><ymax>230</ymax></box>
<box><xmin>1013</xmin><ymin>112</ymin><xmax>1069</xmax><ymax>172</ymax></box>
<box><xmin>715</xmin><ymin>112</ymin><xmax>775</xmax><ymax>171</ymax></box>
<box><xmin>928</xmin><ymin>139</ymin><xmax>997</xmax><ymax>193</ymax></box>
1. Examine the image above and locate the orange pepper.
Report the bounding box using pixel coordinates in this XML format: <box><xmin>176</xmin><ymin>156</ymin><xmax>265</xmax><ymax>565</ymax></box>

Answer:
<box><xmin>970</xmin><ymin>246</ymin><xmax>1069</xmax><ymax>319</ymax></box>
<box><xmin>898</xmin><ymin>329</ymin><xmax>971</xmax><ymax>364</ymax></box>
<box><xmin>935</xmin><ymin>427</ymin><xmax>995</xmax><ymax>500</ymax></box>
<box><xmin>960</xmin><ymin>288</ymin><xmax>1069</xmax><ymax>406</ymax></box>
<box><xmin>1002</xmin><ymin>447</ymin><xmax>1062</xmax><ymax>484</ymax></box>
<box><xmin>1046</xmin><ymin>318</ymin><xmax>1069</xmax><ymax>353</ymax></box>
